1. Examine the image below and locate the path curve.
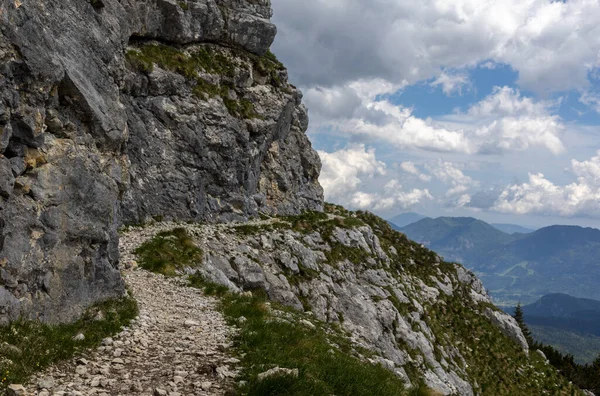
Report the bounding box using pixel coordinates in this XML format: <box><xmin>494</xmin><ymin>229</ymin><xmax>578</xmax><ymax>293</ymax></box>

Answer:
<box><xmin>25</xmin><ymin>229</ymin><xmax>238</xmax><ymax>396</ymax></box>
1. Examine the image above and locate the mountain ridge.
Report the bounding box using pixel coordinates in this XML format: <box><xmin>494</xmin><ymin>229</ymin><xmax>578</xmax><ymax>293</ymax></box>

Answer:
<box><xmin>491</xmin><ymin>223</ymin><xmax>536</xmax><ymax>234</ymax></box>
<box><xmin>400</xmin><ymin>217</ymin><xmax>600</xmax><ymax>303</ymax></box>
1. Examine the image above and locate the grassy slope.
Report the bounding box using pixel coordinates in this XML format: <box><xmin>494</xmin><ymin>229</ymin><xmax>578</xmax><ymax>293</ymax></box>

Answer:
<box><xmin>138</xmin><ymin>229</ymin><xmax>419</xmax><ymax>396</ymax></box>
<box><xmin>0</xmin><ymin>297</ymin><xmax>138</xmax><ymax>391</ymax></box>
<box><xmin>354</xmin><ymin>209</ymin><xmax>580</xmax><ymax>396</ymax></box>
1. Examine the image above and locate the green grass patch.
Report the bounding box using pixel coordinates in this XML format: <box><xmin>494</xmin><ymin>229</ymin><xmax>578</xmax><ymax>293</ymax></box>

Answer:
<box><xmin>0</xmin><ymin>297</ymin><xmax>138</xmax><ymax>391</ymax></box>
<box><xmin>188</xmin><ymin>273</ymin><xmax>229</xmax><ymax>297</ymax></box>
<box><xmin>126</xmin><ymin>43</ymin><xmax>260</xmax><ymax>119</ymax></box>
<box><xmin>134</xmin><ymin>228</ymin><xmax>203</xmax><ymax>276</ymax></box>
<box><xmin>219</xmin><ymin>292</ymin><xmax>410</xmax><ymax>396</ymax></box>
<box><xmin>325</xmin><ymin>243</ymin><xmax>371</xmax><ymax>266</ymax></box>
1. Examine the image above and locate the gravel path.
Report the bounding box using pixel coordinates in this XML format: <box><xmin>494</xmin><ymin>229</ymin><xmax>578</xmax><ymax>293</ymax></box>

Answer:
<box><xmin>25</xmin><ymin>228</ymin><xmax>239</xmax><ymax>396</ymax></box>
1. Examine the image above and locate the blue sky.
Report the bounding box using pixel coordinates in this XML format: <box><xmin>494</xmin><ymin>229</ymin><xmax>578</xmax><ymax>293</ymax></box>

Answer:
<box><xmin>271</xmin><ymin>0</ymin><xmax>600</xmax><ymax>229</ymax></box>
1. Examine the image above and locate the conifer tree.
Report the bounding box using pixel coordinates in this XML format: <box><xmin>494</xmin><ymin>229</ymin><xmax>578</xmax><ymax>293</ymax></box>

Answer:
<box><xmin>513</xmin><ymin>303</ymin><xmax>533</xmax><ymax>346</ymax></box>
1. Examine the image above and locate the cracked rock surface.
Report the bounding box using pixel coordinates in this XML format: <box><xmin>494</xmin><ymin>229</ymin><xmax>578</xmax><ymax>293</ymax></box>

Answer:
<box><xmin>110</xmin><ymin>216</ymin><xmax>531</xmax><ymax>396</ymax></box>
<box><xmin>0</xmin><ymin>0</ymin><xmax>322</xmax><ymax>323</ymax></box>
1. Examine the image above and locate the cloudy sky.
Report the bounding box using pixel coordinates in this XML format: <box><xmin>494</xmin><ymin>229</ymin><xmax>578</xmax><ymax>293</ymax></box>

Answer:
<box><xmin>270</xmin><ymin>0</ymin><xmax>600</xmax><ymax>229</ymax></box>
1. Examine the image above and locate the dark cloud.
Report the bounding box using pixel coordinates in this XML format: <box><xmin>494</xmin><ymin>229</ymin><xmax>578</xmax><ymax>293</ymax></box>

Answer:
<box><xmin>271</xmin><ymin>0</ymin><xmax>600</xmax><ymax>93</ymax></box>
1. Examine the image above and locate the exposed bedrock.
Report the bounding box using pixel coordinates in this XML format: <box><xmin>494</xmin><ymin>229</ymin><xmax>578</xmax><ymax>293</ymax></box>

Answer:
<box><xmin>0</xmin><ymin>0</ymin><xmax>322</xmax><ymax>322</ymax></box>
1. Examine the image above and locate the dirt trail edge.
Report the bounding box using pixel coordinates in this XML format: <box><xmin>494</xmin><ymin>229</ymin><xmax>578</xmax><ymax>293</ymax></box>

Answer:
<box><xmin>25</xmin><ymin>228</ymin><xmax>239</xmax><ymax>396</ymax></box>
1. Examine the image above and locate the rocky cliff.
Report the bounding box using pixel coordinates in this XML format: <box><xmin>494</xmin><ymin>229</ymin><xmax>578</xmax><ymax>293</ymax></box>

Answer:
<box><xmin>0</xmin><ymin>0</ymin><xmax>322</xmax><ymax>324</ymax></box>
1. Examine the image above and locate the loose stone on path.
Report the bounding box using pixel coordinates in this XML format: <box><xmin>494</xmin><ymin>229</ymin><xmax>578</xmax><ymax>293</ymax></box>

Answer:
<box><xmin>25</xmin><ymin>230</ymin><xmax>239</xmax><ymax>396</ymax></box>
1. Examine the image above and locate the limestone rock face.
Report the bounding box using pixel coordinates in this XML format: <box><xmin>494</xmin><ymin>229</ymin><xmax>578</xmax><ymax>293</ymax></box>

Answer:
<box><xmin>0</xmin><ymin>0</ymin><xmax>322</xmax><ymax>323</ymax></box>
<box><xmin>150</xmin><ymin>210</ymin><xmax>532</xmax><ymax>395</ymax></box>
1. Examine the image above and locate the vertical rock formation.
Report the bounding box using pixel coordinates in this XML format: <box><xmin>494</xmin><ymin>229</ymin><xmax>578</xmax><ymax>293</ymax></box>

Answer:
<box><xmin>0</xmin><ymin>0</ymin><xmax>322</xmax><ymax>323</ymax></box>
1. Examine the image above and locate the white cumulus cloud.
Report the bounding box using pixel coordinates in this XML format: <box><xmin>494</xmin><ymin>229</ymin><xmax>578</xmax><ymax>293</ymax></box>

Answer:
<box><xmin>305</xmin><ymin>85</ymin><xmax>565</xmax><ymax>156</ymax></box>
<box><xmin>492</xmin><ymin>151</ymin><xmax>600</xmax><ymax>217</ymax></box>
<box><xmin>317</xmin><ymin>146</ymin><xmax>432</xmax><ymax>210</ymax></box>
<box><xmin>273</xmin><ymin>0</ymin><xmax>600</xmax><ymax>94</ymax></box>
<box><xmin>425</xmin><ymin>160</ymin><xmax>477</xmax><ymax>197</ymax></box>
<box><xmin>399</xmin><ymin>161</ymin><xmax>432</xmax><ymax>182</ymax></box>
<box><xmin>318</xmin><ymin>144</ymin><xmax>386</xmax><ymax>201</ymax></box>
<box><xmin>430</xmin><ymin>70</ymin><xmax>472</xmax><ymax>96</ymax></box>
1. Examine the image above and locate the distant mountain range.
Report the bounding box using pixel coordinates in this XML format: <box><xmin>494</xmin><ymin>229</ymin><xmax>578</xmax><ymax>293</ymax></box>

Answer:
<box><xmin>490</xmin><ymin>223</ymin><xmax>536</xmax><ymax>234</ymax></box>
<box><xmin>388</xmin><ymin>212</ymin><xmax>428</xmax><ymax>229</ymax></box>
<box><xmin>397</xmin><ymin>215</ymin><xmax>600</xmax><ymax>304</ymax></box>
<box><xmin>387</xmin><ymin>212</ymin><xmax>535</xmax><ymax>234</ymax></box>
<box><xmin>503</xmin><ymin>293</ymin><xmax>600</xmax><ymax>364</ymax></box>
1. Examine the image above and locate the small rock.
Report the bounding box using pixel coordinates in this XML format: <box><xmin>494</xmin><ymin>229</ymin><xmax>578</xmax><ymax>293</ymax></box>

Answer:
<box><xmin>257</xmin><ymin>367</ymin><xmax>299</xmax><ymax>381</ymax></box>
<box><xmin>154</xmin><ymin>388</ymin><xmax>167</xmax><ymax>396</ymax></box>
<box><xmin>101</xmin><ymin>337</ymin><xmax>113</xmax><ymax>346</ymax></box>
<box><xmin>300</xmin><ymin>319</ymin><xmax>316</xmax><ymax>330</ymax></box>
<box><xmin>200</xmin><ymin>382</ymin><xmax>212</xmax><ymax>391</ymax></box>
<box><xmin>7</xmin><ymin>384</ymin><xmax>27</xmax><ymax>396</ymax></box>
<box><xmin>76</xmin><ymin>358</ymin><xmax>89</xmax><ymax>366</ymax></box>
<box><xmin>72</xmin><ymin>333</ymin><xmax>85</xmax><ymax>342</ymax></box>
<box><xmin>184</xmin><ymin>319</ymin><xmax>200</xmax><ymax>327</ymax></box>
<box><xmin>90</xmin><ymin>377</ymin><xmax>101</xmax><ymax>387</ymax></box>
<box><xmin>38</xmin><ymin>390</ymin><xmax>50</xmax><ymax>396</ymax></box>
<box><xmin>131</xmin><ymin>381</ymin><xmax>143</xmax><ymax>392</ymax></box>
<box><xmin>173</xmin><ymin>376</ymin><xmax>184</xmax><ymax>384</ymax></box>
<box><xmin>75</xmin><ymin>366</ymin><xmax>87</xmax><ymax>375</ymax></box>
<box><xmin>216</xmin><ymin>366</ymin><xmax>236</xmax><ymax>379</ymax></box>
<box><xmin>37</xmin><ymin>376</ymin><xmax>54</xmax><ymax>390</ymax></box>
<box><xmin>0</xmin><ymin>343</ymin><xmax>22</xmax><ymax>356</ymax></box>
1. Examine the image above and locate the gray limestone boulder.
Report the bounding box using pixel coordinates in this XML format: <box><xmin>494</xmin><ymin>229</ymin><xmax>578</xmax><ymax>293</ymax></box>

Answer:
<box><xmin>484</xmin><ymin>308</ymin><xmax>530</xmax><ymax>352</ymax></box>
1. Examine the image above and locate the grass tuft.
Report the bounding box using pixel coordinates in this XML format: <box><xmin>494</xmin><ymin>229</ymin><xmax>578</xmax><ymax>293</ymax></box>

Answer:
<box><xmin>0</xmin><ymin>297</ymin><xmax>138</xmax><ymax>391</ymax></box>
<box><xmin>188</xmin><ymin>273</ymin><xmax>229</xmax><ymax>297</ymax></box>
<box><xmin>126</xmin><ymin>43</ymin><xmax>261</xmax><ymax>119</ymax></box>
<box><xmin>134</xmin><ymin>228</ymin><xmax>203</xmax><ymax>276</ymax></box>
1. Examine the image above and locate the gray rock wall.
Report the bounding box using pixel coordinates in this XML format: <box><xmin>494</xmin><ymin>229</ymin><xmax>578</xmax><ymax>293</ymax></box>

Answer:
<box><xmin>0</xmin><ymin>0</ymin><xmax>322</xmax><ymax>323</ymax></box>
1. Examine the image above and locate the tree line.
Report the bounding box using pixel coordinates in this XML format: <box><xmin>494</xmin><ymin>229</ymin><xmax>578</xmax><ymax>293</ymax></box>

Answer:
<box><xmin>514</xmin><ymin>304</ymin><xmax>600</xmax><ymax>394</ymax></box>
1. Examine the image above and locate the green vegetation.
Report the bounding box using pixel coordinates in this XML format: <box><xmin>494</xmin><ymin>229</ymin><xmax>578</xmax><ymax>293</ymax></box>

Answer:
<box><xmin>223</xmin><ymin>97</ymin><xmax>261</xmax><ymax>119</ymax></box>
<box><xmin>125</xmin><ymin>43</ymin><xmax>260</xmax><ymax>119</ymax></box>
<box><xmin>324</xmin><ymin>243</ymin><xmax>370</xmax><ymax>266</ymax></box>
<box><xmin>135</xmin><ymin>227</ymin><xmax>203</xmax><ymax>276</ymax></box>
<box><xmin>530</xmin><ymin>324</ymin><xmax>600</xmax><ymax>364</ymax></box>
<box><xmin>188</xmin><ymin>273</ymin><xmax>229</xmax><ymax>297</ymax></box>
<box><xmin>232</xmin><ymin>211</ymin><xmax>365</xmax><ymax>239</ymax></box>
<box><xmin>317</xmin><ymin>207</ymin><xmax>582</xmax><ymax>393</ymax></box>
<box><xmin>177</xmin><ymin>1</ymin><xmax>189</xmax><ymax>10</ymax></box>
<box><xmin>0</xmin><ymin>297</ymin><xmax>138</xmax><ymax>392</ymax></box>
<box><xmin>513</xmin><ymin>304</ymin><xmax>534</xmax><ymax>345</ymax></box>
<box><xmin>420</xmin><ymin>290</ymin><xmax>576</xmax><ymax>395</ymax></box>
<box><xmin>216</xmin><ymin>291</ymin><xmax>412</xmax><ymax>396</ymax></box>
<box><xmin>248</xmin><ymin>50</ymin><xmax>286</xmax><ymax>88</ymax></box>
<box><xmin>264</xmin><ymin>50</ymin><xmax>284</xmax><ymax>69</ymax></box>
<box><xmin>514</xmin><ymin>309</ymin><xmax>600</xmax><ymax>393</ymax></box>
